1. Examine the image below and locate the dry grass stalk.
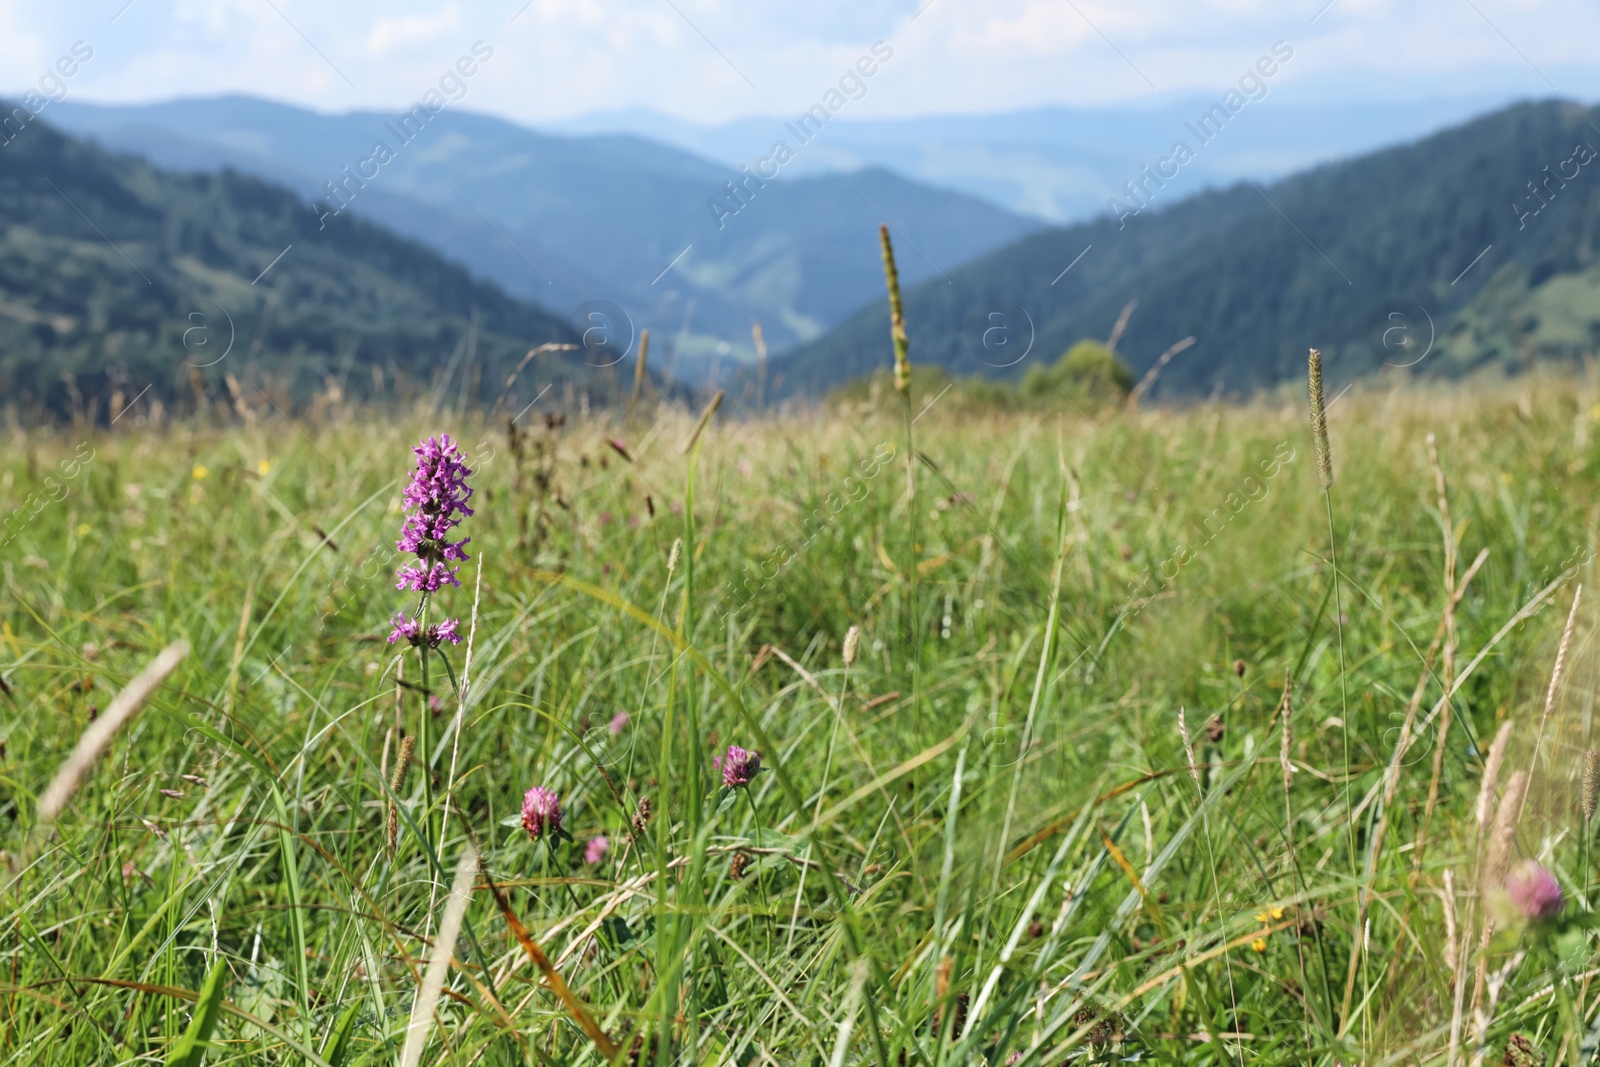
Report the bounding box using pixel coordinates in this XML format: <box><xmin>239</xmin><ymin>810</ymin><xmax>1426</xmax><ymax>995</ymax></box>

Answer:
<box><xmin>398</xmin><ymin>844</ymin><xmax>477</xmax><ymax>1067</ymax></box>
<box><xmin>1125</xmin><ymin>335</ymin><xmax>1195</xmax><ymax>414</ymax></box>
<box><xmin>439</xmin><ymin>552</ymin><xmax>487</xmax><ymax>857</ymax></box>
<box><xmin>1468</xmin><ymin>768</ymin><xmax>1530</xmax><ymax>1064</ymax></box>
<box><xmin>1423</xmin><ymin>434</ymin><xmax>1460</xmax><ymax>830</ymax></box>
<box><xmin>36</xmin><ymin>641</ymin><xmax>188</xmax><ymax>827</ymax></box>
<box><xmin>1443</xmin><ymin>869</ymin><xmax>1464</xmax><ymax>1067</ymax></box>
<box><xmin>1278</xmin><ymin>671</ymin><xmax>1295</xmax><ymax>792</ymax></box>
<box><xmin>752</xmin><ymin>320</ymin><xmax>768</xmax><ymax>409</ymax></box>
<box><xmin>482</xmin><ymin>862</ymin><xmax>620</xmax><ymax>1059</ymax></box>
<box><xmin>630</xmin><ymin>328</ymin><xmax>649</xmax><ymax>416</ymax></box>
<box><xmin>1531</xmin><ymin>584</ymin><xmax>1582</xmax><ymax>774</ymax></box>
<box><xmin>683</xmin><ymin>389</ymin><xmax>723</xmax><ymax>454</ymax></box>
<box><xmin>1105</xmin><ymin>300</ymin><xmax>1137</xmax><ymax>355</ymax></box>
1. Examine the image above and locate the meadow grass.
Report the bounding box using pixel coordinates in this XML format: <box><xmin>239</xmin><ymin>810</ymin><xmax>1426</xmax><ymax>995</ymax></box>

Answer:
<box><xmin>2</xmin><ymin>372</ymin><xmax>1599</xmax><ymax>1065</ymax></box>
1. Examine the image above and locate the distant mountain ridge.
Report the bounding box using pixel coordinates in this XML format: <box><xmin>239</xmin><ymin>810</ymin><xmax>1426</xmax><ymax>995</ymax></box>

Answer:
<box><xmin>47</xmin><ymin>95</ymin><xmax>1041</xmax><ymax>378</ymax></box>
<box><xmin>551</xmin><ymin>93</ymin><xmax>1516</xmax><ymax>223</ymax></box>
<box><xmin>774</xmin><ymin>100</ymin><xmax>1600</xmax><ymax>399</ymax></box>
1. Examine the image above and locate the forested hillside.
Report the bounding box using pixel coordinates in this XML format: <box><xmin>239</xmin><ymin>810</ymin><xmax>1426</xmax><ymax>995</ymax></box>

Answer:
<box><xmin>776</xmin><ymin>100</ymin><xmax>1600</xmax><ymax>397</ymax></box>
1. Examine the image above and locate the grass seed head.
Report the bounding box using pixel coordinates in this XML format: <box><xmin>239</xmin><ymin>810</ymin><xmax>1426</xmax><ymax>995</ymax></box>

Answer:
<box><xmin>1307</xmin><ymin>347</ymin><xmax>1333</xmax><ymax>489</ymax></box>
<box><xmin>878</xmin><ymin>224</ymin><xmax>911</xmax><ymax>396</ymax></box>
<box><xmin>390</xmin><ymin>734</ymin><xmax>415</xmax><ymax>793</ymax></box>
<box><xmin>1177</xmin><ymin>706</ymin><xmax>1200</xmax><ymax>786</ymax></box>
<box><xmin>36</xmin><ymin>641</ymin><xmax>188</xmax><ymax>829</ymax></box>
<box><xmin>843</xmin><ymin>625</ymin><xmax>860</xmax><ymax>667</ymax></box>
<box><xmin>1485</xmin><ymin>768</ymin><xmax>1529</xmax><ymax>888</ymax></box>
<box><xmin>1477</xmin><ymin>721</ymin><xmax>1514</xmax><ymax>830</ymax></box>
<box><xmin>1584</xmin><ymin>749</ymin><xmax>1600</xmax><ymax>822</ymax></box>
<box><xmin>386</xmin><ymin>734</ymin><xmax>415</xmax><ymax>856</ymax></box>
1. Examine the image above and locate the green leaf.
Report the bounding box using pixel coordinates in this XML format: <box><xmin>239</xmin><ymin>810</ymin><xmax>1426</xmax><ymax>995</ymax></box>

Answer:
<box><xmin>165</xmin><ymin>956</ymin><xmax>227</xmax><ymax>1067</ymax></box>
<box><xmin>321</xmin><ymin>1001</ymin><xmax>362</xmax><ymax>1067</ymax></box>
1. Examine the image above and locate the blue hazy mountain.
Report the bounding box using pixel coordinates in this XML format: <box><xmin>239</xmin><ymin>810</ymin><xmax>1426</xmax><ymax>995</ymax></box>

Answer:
<box><xmin>48</xmin><ymin>95</ymin><xmax>1041</xmax><ymax>378</ymax></box>
<box><xmin>550</xmin><ymin>92</ymin><xmax>1512</xmax><ymax>222</ymax></box>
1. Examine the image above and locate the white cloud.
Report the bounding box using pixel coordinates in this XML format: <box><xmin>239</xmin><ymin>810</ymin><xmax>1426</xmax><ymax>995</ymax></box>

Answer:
<box><xmin>367</xmin><ymin>5</ymin><xmax>462</xmax><ymax>57</ymax></box>
<box><xmin>6</xmin><ymin>0</ymin><xmax>1597</xmax><ymax>124</ymax></box>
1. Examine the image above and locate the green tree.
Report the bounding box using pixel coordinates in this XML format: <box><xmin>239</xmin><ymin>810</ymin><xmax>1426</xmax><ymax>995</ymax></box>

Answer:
<box><xmin>1020</xmin><ymin>339</ymin><xmax>1134</xmax><ymax>406</ymax></box>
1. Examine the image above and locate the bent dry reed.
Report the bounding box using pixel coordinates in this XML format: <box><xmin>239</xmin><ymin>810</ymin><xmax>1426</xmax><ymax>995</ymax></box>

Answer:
<box><xmin>4</xmin><ymin>377</ymin><xmax>1600</xmax><ymax>1064</ymax></box>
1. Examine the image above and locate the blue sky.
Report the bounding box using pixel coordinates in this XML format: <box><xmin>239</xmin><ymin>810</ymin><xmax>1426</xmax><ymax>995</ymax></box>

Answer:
<box><xmin>3</xmin><ymin>0</ymin><xmax>1597</xmax><ymax>125</ymax></box>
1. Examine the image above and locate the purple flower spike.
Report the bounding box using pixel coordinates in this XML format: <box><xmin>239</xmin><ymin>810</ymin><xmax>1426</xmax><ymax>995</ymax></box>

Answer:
<box><xmin>584</xmin><ymin>836</ymin><xmax>609</xmax><ymax>864</ymax></box>
<box><xmin>716</xmin><ymin>745</ymin><xmax>761</xmax><ymax>789</ymax></box>
<box><xmin>609</xmin><ymin>711</ymin><xmax>630</xmax><ymax>735</ymax></box>
<box><xmin>1506</xmin><ymin>861</ymin><xmax>1563</xmax><ymax>921</ymax></box>
<box><xmin>521</xmin><ymin>786</ymin><xmax>562</xmax><ymax>840</ymax></box>
<box><xmin>386</xmin><ymin>613</ymin><xmax>463</xmax><ymax>649</ymax></box>
<box><xmin>395</xmin><ymin>434</ymin><xmax>474</xmax><ymax>592</ymax></box>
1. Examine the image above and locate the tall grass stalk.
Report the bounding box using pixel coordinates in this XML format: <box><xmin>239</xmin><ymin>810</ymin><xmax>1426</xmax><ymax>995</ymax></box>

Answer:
<box><xmin>1309</xmin><ymin>348</ymin><xmax>1362</xmax><ymax>1047</ymax></box>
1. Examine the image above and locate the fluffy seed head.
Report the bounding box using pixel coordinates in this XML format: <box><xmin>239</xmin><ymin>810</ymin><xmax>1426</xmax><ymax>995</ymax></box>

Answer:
<box><xmin>521</xmin><ymin>785</ymin><xmax>562</xmax><ymax>840</ymax></box>
<box><xmin>843</xmin><ymin>625</ymin><xmax>860</xmax><ymax>667</ymax></box>
<box><xmin>667</xmin><ymin>538</ymin><xmax>682</xmax><ymax>574</ymax></box>
<box><xmin>1307</xmin><ymin>348</ymin><xmax>1333</xmax><ymax>489</ymax></box>
<box><xmin>1177</xmin><ymin>706</ymin><xmax>1200</xmax><ymax>786</ymax></box>
<box><xmin>1584</xmin><ymin>749</ymin><xmax>1600</xmax><ymax>822</ymax></box>
<box><xmin>1485</xmin><ymin>768</ymin><xmax>1529</xmax><ymax>888</ymax></box>
<box><xmin>1477</xmin><ymin>720</ymin><xmax>1515</xmax><ymax>829</ymax></box>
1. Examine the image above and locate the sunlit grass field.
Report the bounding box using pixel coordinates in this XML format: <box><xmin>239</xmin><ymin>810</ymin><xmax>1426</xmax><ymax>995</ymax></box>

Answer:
<box><xmin>3</xmin><ymin>372</ymin><xmax>1600</xmax><ymax>1065</ymax></box>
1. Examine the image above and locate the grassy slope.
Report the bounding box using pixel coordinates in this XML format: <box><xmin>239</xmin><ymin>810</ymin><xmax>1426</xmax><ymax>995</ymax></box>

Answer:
<box><xmin>2</xmin><ymin>376</ymin><xmax>1598</xmax><ymax>1064</ymax></box>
